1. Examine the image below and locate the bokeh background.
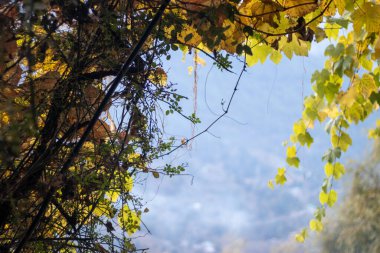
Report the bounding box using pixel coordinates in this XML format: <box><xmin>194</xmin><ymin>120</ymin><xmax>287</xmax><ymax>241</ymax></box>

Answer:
<box><xmin>132</xmin><ymin>42</ymin><xmax>379</xmax><ymax>253</ymax></box>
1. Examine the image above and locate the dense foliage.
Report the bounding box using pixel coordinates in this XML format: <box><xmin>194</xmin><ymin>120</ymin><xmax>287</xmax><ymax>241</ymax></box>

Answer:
<box><xmin>0</xmin><ymin>0</ymin><xmax>379</xmax><ymax>252</ymax></box>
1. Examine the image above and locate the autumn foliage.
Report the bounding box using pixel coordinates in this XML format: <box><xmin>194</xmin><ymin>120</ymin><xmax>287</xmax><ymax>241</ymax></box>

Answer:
<box><xmin>0</xmin><ymin>0</ymin><xmax>379</xmax><ymax>252</ymax></box>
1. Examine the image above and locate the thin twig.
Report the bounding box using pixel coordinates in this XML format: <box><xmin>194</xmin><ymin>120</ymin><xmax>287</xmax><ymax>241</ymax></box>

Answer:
<box><xmin>159</xmin><ymin>55</ymin><xmax>247</xmax><ymax>157</ymax></box>
<box><xmin>13</xmin><ymin>1</ymin><xmax>171</xmax><ymax>251</ymax></box>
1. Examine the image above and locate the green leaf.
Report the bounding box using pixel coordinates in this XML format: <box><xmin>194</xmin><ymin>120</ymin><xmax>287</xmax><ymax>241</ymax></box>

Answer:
<box><xmin>339</xmin><ymin>132</ymin><xmax>352</xmax><ymax>151</ymax></box>
<box><xmin>314</xmin><ymin>206</ymin><xmax>326</xmax><ymax>220</ymax></box>
<box><xmin>326</xmin><ymin>17</ymin><xmax>349</xmax><ymax>28</ymax></box>
<box><xmin>312</xmin><ymin>69</ymin><xmax>331</xmax><ymax>97</ymax></box>
<box><xmin>322</xmin><ymin>149</ymin><xmax>334</xmax><ymax>163</ymax></box>
<box><xmin>152</xmin><ymin>171</ymin><xmax>160</xmax><ymax>178</ymax></box>
<box><xmin>298</xmin><ymin>131</ymin><xmax>313</xmax><ymax>147</ymax></box>
<box><xmin>324</xmin><ymin>43</ymin><xmax>344</xmax><ymax>58</ymax></box>
<box><xmin>275</xmin><ymin>168</ymin><xmax>287</xmax><ymax>185</ymax></box>
<box><xmin>332</xmin><ymin>131</ymin><xmax>352</xmax><ymax>151</ymax></box>
<box><xmin>369</xmin><ymin>91</ymin><xmax>380</xmax><ymax>105</ymax></box>
<box><xmin>286</xmin><ymin>157</ymin><xmax>300</xmax><ymax>168</ymax></box>
<box><xmin>324</xmin><ymin>82</ymin><xmax>340</xmax><ymax>104</ymax></box>
<box><xmin>269</xmin><ymin>50</ymin><xmax>282</xmax><ymax>64</ymax></box>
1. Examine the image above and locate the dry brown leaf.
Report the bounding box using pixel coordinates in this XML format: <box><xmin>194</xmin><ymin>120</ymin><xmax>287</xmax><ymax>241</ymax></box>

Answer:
<box><xmin>374</xmin><ymin>34</ymin><xmax>380</xmax><ymax>59</ymax></box>
<box><xmin>182</xmin><ymin>0</ymin><xmax>222</xmax><ymax>11</ymax></box>
<box><xmin>34</xmin><ymin>71</ymin><xmax>60</xmax><ymax>92</ymax></box>
<box><xmin>84</xmin><ymin>85</ymin><xmax>103</xmax><ymax>106</ymax></box>
<box><xmin>2</xmin><ymin>65</ymin><xmax>22</xmax><ymax>86</ymax></box>
<box><xmin>91</xmin><ymin>120</ymin><xmax>111</xmax><ymax>140</ymax></box>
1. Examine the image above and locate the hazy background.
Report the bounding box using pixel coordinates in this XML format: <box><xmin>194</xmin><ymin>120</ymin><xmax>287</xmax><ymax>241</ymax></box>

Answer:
<box><xmin>132</xmin><ymin>42</ymin><xmax>379</xmax><ymax>253</ymax></box>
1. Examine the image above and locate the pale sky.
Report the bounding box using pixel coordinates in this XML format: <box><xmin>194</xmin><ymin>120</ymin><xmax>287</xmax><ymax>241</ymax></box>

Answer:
<box><xmin>133</xmin><ymin>42</ymin><xmax>379</xmax><ymax>252</ymax></box>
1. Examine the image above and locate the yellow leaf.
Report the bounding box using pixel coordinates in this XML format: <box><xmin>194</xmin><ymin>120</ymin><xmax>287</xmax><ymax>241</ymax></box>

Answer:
<box><xmin>247</xmin><ymin>0</ymin><xmax>283</xmax><ymax>24</ymax></box>
<box><xmin>324</xmin><ymin>163</ymin><xmax>334</xmax><ymax>177</ymax></box>
<box><xmin>278</xmin><ymin>167</ymin><xmax>286</xmax><ymax>176</ymax></box>
<box><xmin>195</xmin><ymin>55</ymin><xmax>206</xmax><ymax>66</ymax></box>
<box><xmin>1</xmin><ymin>112</ymin><xmax>10</xmax><ymax>125</ymax></box>
<box><xmin>368</xmin><ymin>120</ymin><xmax>380</xmax><ymax>138</ymax></box>
<box><xmin>332</xmin><ymin>162</ymin><xmax>345</xmax><ymax>179</ymax></box>
<box><xmin>127</xmin><ymin>153</ymin><xmax>141</xmax><ymax>163</ymax></box>
<box><xmin>295</xmin><ymin>229</ymin><xmax>308</xmax><ymax>243</ymax></box>
<box><xmin>106</xmin><ymin>191</ymin><xmax>119</xmax><ymax>203</ymax></box>
<box><xmin>374</xmin><ymin>35</ymin><xmax>380</xmax><ymax>59</ymax></box>
<box><xmin>275</xmin><ymin>168</ymin><xmax>287</xmax><ymax>185</ymax></box>
<box><xmin>319</xmin><ymin>191</ymin><xmax>328</xmax><ymax>205</ymax></box>
<box><xmin>341</xmin><ymin>132</ymin><xmax>352</xmax><ymax>151</ymax></box>
<box><xmin>286</xmin><ymin>145</ymin><xmax>300</xmax><ymax>167</ymax></box>
<box><xmin>352</xmin><ymin>2</ymin><xmax>380</xmax><ymax>34</ymax></box>
<box><xmin>353</xmin><ymin>74</ymin><xmax>377</xmax><ymax>99</ymax></box>
<box><xmin>268</xmin><ymin>180</ymin><xmax>274</xmax><ymax>190</ymax></box>
<box><xmin>270</xmin><ymin>50</ymin><xmax>282</xmax><ymax>64</ymax></box>
<box><xmin>319</xmin><ymin>190</ymin><xmax>338</xmax><ymax>207</ymax></box>
<box><xmin>309</xmin><ymin>219</ymin><xmax>323</xmax><ymax>232</ymax></box>
<box><xmin>293</xmin><ymin>120</ymin><xmax>306</xmax><ymax>135</ymax></box>
<box><xmin>324</xmin><ymin>105</ymin><xmax>340</xmax><ymax>119</ymax></box>
<box><xmin>279</xmin><ymin>34</ymin><xmax>310</xmax><ymax>59</ymax></box>
<box><xmin>325</xmin><ymin>23</ymin><xmax>341</xmax><ymax>40</ymax></box>
<box><xmin>124</xmin><ymin>176</ymin><xmax>134</xmax><ymax>192</ymax></box>
<box><xmin>295</xmin><ymin>234</ymin><xmax>305</xmax><ymax>243</ymax></box>
<box><xmin>82</xmin><ymin>141</ymin><xmax>95</xmax><ymax>151</ymax></box>
<box><xmin>359</xmin><ymin>56</ymin><xmax>373</xmax><ymax>71</ymax></box>
<box><xmin>150</xmin><ymin>68</ymin><xmax>167</xmax><ymax>87</ymax></box>
<box><xmin>334</xmin><ymin>0</ymin><xmax>347</xmax><ymax>15</ymax></box>
<box><xmin>246</xmin><ymin>40</ymin><xmax>273</xmax><ymax>66</ymax></box>
<box><xmin>286</xmin><ymin>146</ymin><xmax>297</xmax><ymax>158</ymax></box>
<box><xmin>282</xmin><ymin>0</ymin><xmax>318</xmax><ymax>17</ymax></box>
<box><xmin>93</xmin><ymin>206</ymin><xmax>105</xmax><ymax>217</ymax></box>
<box><xmin>327</xmin><ymin>189</ymin><xmax>338</xmax><ymax>207</ymax></box>
<box><xmin>118</xmin><ymin>205</ymin><xmax>141</xmax><ymax>236</ymax></box>
<box><xmin>339</xmin><ymin>86</ymin><xmax>357</xmax><ymax>108</ymax></box>
<box><xmin>33</xmin><ymin>48</ymin><xmax>66</xmax><ymax>77</ymax></box>
<box><xmin>320</xmin><ymin>0</ymin><xmax>339</xmax><ymax>16</ymax></box>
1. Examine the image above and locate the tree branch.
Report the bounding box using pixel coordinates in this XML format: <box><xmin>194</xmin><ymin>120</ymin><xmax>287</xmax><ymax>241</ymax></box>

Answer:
<box><xmin>14</xmin><ymin>1</ymin><xmax>171</xmax><ymax>251</ymax></box>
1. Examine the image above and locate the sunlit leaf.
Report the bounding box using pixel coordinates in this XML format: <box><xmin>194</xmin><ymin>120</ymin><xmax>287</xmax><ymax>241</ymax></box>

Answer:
<box><xmin>352</xmin><ymin>2</ymin><xmax>380</xmax><ymax>34</ymax></box>
<box><xmin>275</xmin><ymin>167</ymin><xmax>287</xmax><ymax>185</ymax></box>
<box><xmin>310</xmin><ymin>219</ymin><xmax>323</xmax><ymax>232</ymax></box>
